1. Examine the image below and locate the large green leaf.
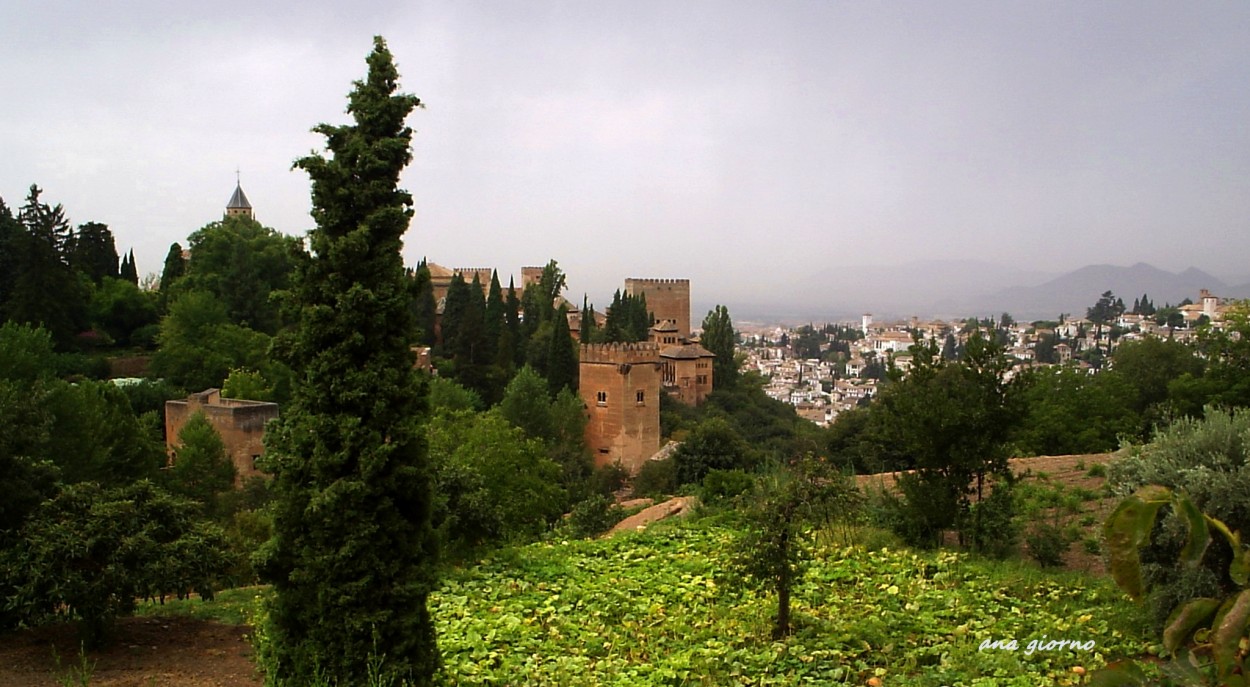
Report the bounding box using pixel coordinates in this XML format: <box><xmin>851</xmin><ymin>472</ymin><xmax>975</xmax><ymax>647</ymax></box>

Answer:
<box><xmin>1206</xmin><ymin>515</ymin><xmax>1249</xmax><ymax>586</ymax></box>
<box><xmin>1162</xmin><ymin>597</ymin><xmax>1220</xmax><ymax>653</ymax></box>
<box><xmin>1088</xmin><ymin>660</ymin><xmax>1149</xmax><ymax>687</ymax></box>
<box><xmin>1104</xmin><ymin>485</ymin><xmax>1172</xmax><ymax>599</ymax></box>
<box><xmin>1176</xmin><ymin>494</ymin><xmax>1210</xmax><ymax>568</ymax></box>
<box><xmin>1211</xmin><ymin>589</ymin><xmax>1250</xmax><ymax>679</ymax></box>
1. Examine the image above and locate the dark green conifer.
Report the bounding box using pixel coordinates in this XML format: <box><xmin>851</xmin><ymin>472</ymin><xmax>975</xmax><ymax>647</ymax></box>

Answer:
<box><xmin>257</xmin><ymin>37</ymin><xmax>439</xmax><ymax>685</ymax></box>
<box><xmin>547</xmin><ymin>304</ymin><xmax>578</xmax><ymax>395</ymax></box>
<box><xmin>160</xmin><ymin>242</ymin><xmax>187</xmax><ymax>292</ymax></box>
<box><xmin>119</xmin><ymin>249</ymin><xmax>139</xmax><ymax>285</ymax></box>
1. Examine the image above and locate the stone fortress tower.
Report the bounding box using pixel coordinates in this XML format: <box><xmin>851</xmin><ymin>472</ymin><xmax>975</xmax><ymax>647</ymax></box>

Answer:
<box><xmin>579</xmin><ymin>277</ymin><xmax>714</xmax><ymax>471</ymax></box>
<box><xmin>625</xmin><ymin>278</ymin><xmax>691</xmax><ymax>339</ymax></box>
<box><xmin>578</xmin><ymin>342</ymin><xmax>663</xmax><ymax>472</ymax></box>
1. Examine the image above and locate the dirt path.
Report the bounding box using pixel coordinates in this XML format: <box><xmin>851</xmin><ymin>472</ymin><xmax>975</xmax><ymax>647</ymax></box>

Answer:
<box><xmin>0</xmin><ymin>616</ymin><xmax>262</xmax><ymax>687</ymax></box>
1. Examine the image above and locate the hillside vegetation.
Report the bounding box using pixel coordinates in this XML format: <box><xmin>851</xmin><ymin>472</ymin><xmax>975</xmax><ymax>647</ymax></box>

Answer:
<box><xmin>425</xmin><ymin>518</ymin><xmax>1144</xmax><ymax>686</ymax></box>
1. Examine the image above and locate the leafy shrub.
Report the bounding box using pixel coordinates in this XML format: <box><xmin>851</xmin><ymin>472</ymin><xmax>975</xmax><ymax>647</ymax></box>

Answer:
<box><xmin>1087</xmin><ymin>463</ymin><xmax>1108</xmax><ymax>478</ymax></box>
<box><xmin>589</xmin><ymin>462</ymin><xmax>629</xmax><ymax>496</ymax></box>
<box><xmin>959</xmin><ymin>480</ymin><xmax>1019</xmax><ymax>559</ymax></box>
<box><xmin>1096</xmin><ymin>486</ymin><xmax>1250</xmax><ymax>685</ymax></box>
<box><xmin>631</xmin><ymin>457</ymin><xmax>677</xmax><ymax>499</ymax></box>
<box><xmin>700</xmin><ymin>468</ymin><xmax>755</xmax><ymax>506</ymax></box>
<box><xmin>565</xmin><ymin>495</ymin><xmax>626</xmax><ymax>539</ymax></box>
<box><xmin>1025</xmin><ymin>521</ymin><xmax>1070</xmax><ymax>568</ymax></box>
<box><xmin>1107</xmin><ymin>408</ymin><xmax>1250</xmax><ymax>627</ymax></box>
<box><xmin>1082</xmin><ymin>536</ymin><xmax>1101</xmax><ymax>555</ymax></box>
<box><xmin>3</xmin><ymin>481</ymin><xmax>230</xmax><ymax>647</ymax></box>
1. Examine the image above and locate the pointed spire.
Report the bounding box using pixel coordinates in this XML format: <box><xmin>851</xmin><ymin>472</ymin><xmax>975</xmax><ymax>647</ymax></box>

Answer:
<box><xmin>226</xmin><ymin>171</ymin><xmax>254</xmax><ymax>219</ymax></box>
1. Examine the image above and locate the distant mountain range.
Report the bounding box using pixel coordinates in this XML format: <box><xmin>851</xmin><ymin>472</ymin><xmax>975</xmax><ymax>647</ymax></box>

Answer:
<box><xmin>725</xmin><ymin>261</ymin><xmax>1250</xmax><ymax>325</ymax></box>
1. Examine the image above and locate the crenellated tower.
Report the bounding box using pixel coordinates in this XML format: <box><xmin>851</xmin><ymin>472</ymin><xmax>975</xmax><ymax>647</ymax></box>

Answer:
<box><xmin>579</xmin><ymin>342</ymin><xmax>662</xmax><ymax>472</ymax></box>
<box><xmin>625</xmin><ymin>278</ymin><xmax>690</xmax><ymax>340</ymax></box>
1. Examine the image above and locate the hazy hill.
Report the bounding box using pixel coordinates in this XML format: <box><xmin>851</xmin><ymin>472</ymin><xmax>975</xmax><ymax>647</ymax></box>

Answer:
<box><xmin>723</xmin><ymin>260</ymin><xmax>1238</xmax><ymax>324</ymax></box>
<box><xmin>975</xmin><ymin>263</ymin><xmax>1226</xmax><ymax>320</ymax></box>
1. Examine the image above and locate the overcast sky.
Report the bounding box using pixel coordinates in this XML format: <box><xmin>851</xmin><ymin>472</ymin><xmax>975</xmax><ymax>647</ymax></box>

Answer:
<box><xmin>3</xmin><ymin>1</ymin><xmax>1248</xmax><ymax>314</ymax></box>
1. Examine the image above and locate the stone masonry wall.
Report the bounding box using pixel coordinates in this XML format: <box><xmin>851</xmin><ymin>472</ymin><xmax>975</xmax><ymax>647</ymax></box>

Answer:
<box><xmin>625</xmin><ymin>278</ymin><xmax>691</xmax><ymax>340</ymax></box>
<box><xmin>579</xmin><ymin>343</ymin><xmax>662</xmax><ymax>473</ymax></box>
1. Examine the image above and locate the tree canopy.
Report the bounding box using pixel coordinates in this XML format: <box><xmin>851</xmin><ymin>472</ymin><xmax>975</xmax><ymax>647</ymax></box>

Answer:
<box><xmin>257</xmin><ymin>37</ymin><xmax>439</xmax><ymax>685</ymax></box>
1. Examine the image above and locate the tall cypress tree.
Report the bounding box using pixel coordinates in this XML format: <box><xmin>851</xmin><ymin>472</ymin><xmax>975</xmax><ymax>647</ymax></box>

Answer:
<box><xmin>160</xmin><ymin>242</ymin><xmax>187</xmax><ymax>292</ymax></box>
<box><xmin>119</xmin><ymin>249</ymin><xmax>139</xmax><ymax>285</ymax></box>
<box><xmin>440</xmin><ymin>272</ymin><xmax>469</xmax><ymax>357</ymax></box>
<box><xmin>484</xmin><ymin>270</ymin><xmax>504</xmax><ymax>362</ymax></box>
<box><xmin>257</xmin><ymin>37</ymin><xmax>438</xmax><ymax>684</ymax></box>
<box><xmin>410</xmin><ymin>259</ymin><xmax>437</xmax><ymax>346</ymax></box>
<box><xmin>503</xmin><ymin>277</ymin><xmax>522</xmax><ymax>369</ymax></box>
<box><xmin>548</xmin><ymin>304</ymin><xmax>577</xmax><ymax>394</ymax></box>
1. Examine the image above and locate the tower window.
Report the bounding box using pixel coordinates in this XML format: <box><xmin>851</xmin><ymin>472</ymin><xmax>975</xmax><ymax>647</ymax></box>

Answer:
<box><xmin>596</xmin><ymin>391</ymin><xmax>607</xmax><ymax>406</ymax></box>
<box><xmin>636</xmin><ymin>390</ymin><xmax>645</xmax><ymax>405</ymax></box>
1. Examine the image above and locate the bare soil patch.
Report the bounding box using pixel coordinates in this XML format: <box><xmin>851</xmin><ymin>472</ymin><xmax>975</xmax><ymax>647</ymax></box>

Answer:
<box><xmin>0</xmin><ymin>616</ymin><xmax>261</xmax><ymax>687</ymax></box>
<box><xmin>856</xmin><ymin>453</ymin><xmax>1121</xmax><ymax>574</ymax></box>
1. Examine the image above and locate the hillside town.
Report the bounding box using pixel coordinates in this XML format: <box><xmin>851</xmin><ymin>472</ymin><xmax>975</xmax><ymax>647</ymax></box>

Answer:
<box><xmin>743</xmin><ymin>288</ymin><xmax>1237</xmax><ymax>427</ymax></box>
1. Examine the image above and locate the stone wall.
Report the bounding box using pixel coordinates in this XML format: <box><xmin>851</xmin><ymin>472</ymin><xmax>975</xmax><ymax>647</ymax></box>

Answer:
<box><xmin>625</xmin><ymin>278</ymin><xmax>691</xmax><ymax>340</ymax></box>
<box><xmin>165</xmin><ymin>389</ymin><xmax>279</xmax><ymax>486</ymax></box>
<box><xmin>579</xmin><ymin>343</ymin><xmax>662</xmax><ymax>473</ymax></box>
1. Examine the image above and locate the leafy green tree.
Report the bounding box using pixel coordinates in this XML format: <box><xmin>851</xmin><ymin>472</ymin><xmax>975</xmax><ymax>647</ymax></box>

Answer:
<box><xmin>702</xmin><ymin>305</ymin><xmax>738</xmax><ymax>389</ymax></box>
<box><xmin>256</xmin><ymin>37</ymin><xmax>439</xmax><ymax>685</ymax></box>
<box><xmin>498</xmin><ymin>365</ymin><xmax>553</xmax><ymax>440</ymax></box>
<box><xmin>427</xmin><ymin>375</ymin><xmax>482</xmax><ymax>414</ymax></box>
<box><xmin>1108</xmin><ymin>336</ymin><xmax>1203</xmax><ymax>428</ymax></box>
<box><xmin>150</xmin><ymin>290</ymin><xmax>274</xmax><ymax>391</ymax></box>
<box><xmin>68</xmin><ymin>221</ymin><xmax>119</xmax><ymax>284</ymax></box>
<box><xmin>673</xmin><ymin>416</ymin><xmax>755</xmax><ymax>486</ymax></box>
<box><xmin>222</xmin><ymin>367</ymin><xmax>274</xmax><ymax>401</ymax></box>
<box><xmin>440</xmin><ymin>272</ymin><xmax>470</xmax><ymax>356</ymax></box>
<box><xmin>3</xmin><ymin>481</ymin><xmax>231</xmax><ymax>647</ymax></box>
<box><xmin>580</xmin><ymin>295</ymin><xmax>598</xmax><ymax>343</ymax></box>
<box><xmin>166</xmin><ymin>412</ymin><xmax>237</xmax><ymax>518</ymax></box>
<box><xmin>174</xmin><ymin>216</ymin><xmax>303</xmax><ymax>335</ymax></box>
<box><xmin>1012</xmin><ymin>366</ymin><xmax>1137</xmax><ymax>456</ymax></box>
<box><xmin>0</xmin><ymin>198</ymin><xmax>20</xmax><ymax>309</ymax></box>
<box><xmin>427</xmin><ymin>409</ymin><xmax>564</xmax><ymax>555</ymax></box>
<box><xmin>868</xmin><ymin>331</ymin><xmax>1020</xmax><ymax>550</ymax></box>
<box><xmin>42</xmin><ymin>379</ymin><xmax>165</xmax><ymax>487</ymax></box>
<box><xmin>549</xmin><ymin>386</ymin><xmax>593</xmax><ymax>495</ymax></box>
<box><xmin>483</xmin><ymin>270</ymin><xmax>505</xmax><ymax>363</ymax></box>
<box><xmin>90</xmin><ymin>276</ymin><xmax>159</xmax><ymax>346</ymax></box>
<box><xmin>1170</xmin><ymin>304</ymin><xmax>1250</xmax><ymax>414</ymax></box>
<box><xmin>734</xmin><ymin>456</ymin><xmax>859</xmax><ymax>638</ymax></box>
<box><xmin>504</xmin><ymin>277</ymin><xmax>522</xmax><ymax>367</ymax></box>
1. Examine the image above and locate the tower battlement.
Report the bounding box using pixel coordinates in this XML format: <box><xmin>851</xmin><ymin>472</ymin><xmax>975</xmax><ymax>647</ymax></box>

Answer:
<box><xmin>625</xmin><ymin>278</ymin><xmax>690</xmax><ymax>286</ymax></box>
<box><xmin>580</xmin><ymin>342</ymin><xmax>660</xmax><ymax>366</ymax></box>
<box><xmin>624</xmin><ymin>278</ymin><xmax>691</xmax><ymax>340</ymax></box>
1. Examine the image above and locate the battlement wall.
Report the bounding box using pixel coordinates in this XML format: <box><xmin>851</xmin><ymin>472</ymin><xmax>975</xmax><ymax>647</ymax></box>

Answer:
<box><xmin>625</xmin><ymin>278</ymin><xmax>690</xmax><ymax>286</ymax></box>
<box><xmin>624</xmin><ymin>278</ymin><xmax>691</xmax><ymax>339</ymax></box>
<box><xmin>580</xmin><ymin>342</ymin><xmax>660</xmax><ymax>366</ymax></box>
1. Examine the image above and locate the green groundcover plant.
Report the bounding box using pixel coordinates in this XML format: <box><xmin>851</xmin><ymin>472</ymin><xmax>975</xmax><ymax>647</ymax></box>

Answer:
<box><xmin>238</xmin><ymin>518</ymin><xmax>1147</xmax><ymax>686</ymax></box>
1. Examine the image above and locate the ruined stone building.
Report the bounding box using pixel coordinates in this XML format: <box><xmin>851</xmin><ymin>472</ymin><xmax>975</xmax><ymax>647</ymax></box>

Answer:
<box><xmin>165</xmin><ymin>389</ymin><xmax>279</xmax><ymax>485</ymax></box>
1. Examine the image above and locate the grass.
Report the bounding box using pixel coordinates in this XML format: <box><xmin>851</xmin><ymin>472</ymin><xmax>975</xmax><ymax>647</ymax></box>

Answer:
<box><xmin>135</xmin><ymin>586</ymin><xmax>266</xmax><ymax>626</ymax></box>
